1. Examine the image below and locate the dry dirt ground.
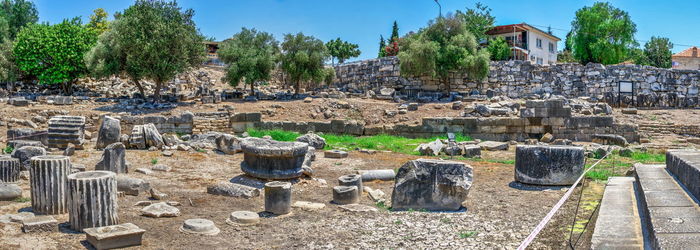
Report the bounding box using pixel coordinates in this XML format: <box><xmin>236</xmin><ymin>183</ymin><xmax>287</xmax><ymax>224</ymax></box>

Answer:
<box><xmin>0</xmin><ymin>99</ymin><xmax>696</xmax><ymax>249</ymax></box>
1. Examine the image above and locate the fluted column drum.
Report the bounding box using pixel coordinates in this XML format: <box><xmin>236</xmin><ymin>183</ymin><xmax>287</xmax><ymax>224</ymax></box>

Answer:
<box><xmin>0</xmin><ymin>157</ymin><xmax>20</xmax><ymax>183</ymax></box>
<box><xmin>29</xmin><ymin>155</ymin><xmax>71</xmax><ymax>214</ymax></box>
<box><xmin>67</xmin><ymin>171</ymin><xmax>119</xmax><ymax>232</ymax></box>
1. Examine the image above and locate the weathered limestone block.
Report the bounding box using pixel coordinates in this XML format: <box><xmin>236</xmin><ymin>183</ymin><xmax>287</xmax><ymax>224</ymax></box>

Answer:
<box><xmin>338</xmin><ymin>174</ymin><xmax>363</xmax><ymax>193</ymax></box>
<box><xmin>391</xmin><ymin>159</ymin><xmax>473</xmax><ymax>211</ymax></box>
<box><xmin>592</xmin><ymin>134</ymin><xmax>629</xmax><ymax>147</ymax></box>
<box><xmin>0</xmin><ymin>157</ymin><xmax>21</xmax><ymax>183</ymax></box>
<box><xmin>8</xmin><ymin>140</ymin><xmax>43</xmax><ymax>149</ymax></box>
<box><xmin>95</xmin><ymin>142</ymin><xmax>127</xmax><ymax>174</ymax></box>
<box><xmin>47</xmin><ymin>116</ymin><xmax>85</xmax><ymax>149</ymax></box>
<box><xmin>417</xmin><ymin>139</ymin><xmax>444</xmax><ymax>156</ymax></box>
<box><xmin>358</xmin><ymin>169</ymin><xmax>395</xmax><ymax>182</ymax></box>
<box><xmin>141</xmin><ymin>202</ymin><xmax>180</xmax><ymax>218</ymax></box>
<box><xmin>142</xmin><ymin>123</ymin><xmax>164</xmax><ymax>149</ymax></box>
<box><xmin>0</xmin><ymin>183</ymin><xmax>22</xmax><ymax>200</ymax></box>
<box><xmin>240</xmin><ymin>138</ymin><xmax>308</xmax><ymax>179</ymax></box>
<box><xmin>462</xmin><ymin>145</ymin><xmax>481</xmax><ymax>158</ymax></box>
<box><xmin>11</xmin><ymin>146</ymin><xmax>46</xmax><ymax>170</ymax></box>
<box><xmin>295</xmin><ymin>132</ymin><xmax>326</xmax><ymax>149</ymax></box>
<box><xmin>128</xmin><ymin>125</ymin><xmax>146</xmax><ymax>149</ymax></box>
<box><xmin>514</xmin><ymin>145</ymin><xmax>585</xmax><ymax>185</ymax></box>
<box><xmin>478</xmin><ymin>141</ymin><xmax>508</xmax><ymax>151</ymax></box>
<box><xmin>116</xmin><ymin>175</ymin><xmax>150</xmax><ymax>196</ymax></box>
<box><xmin>85</xmin><ymin>223</ymin><xmax>145</xmax><ymax>250</ymax></box>
<box><xmin>332</xmin><ymin>186</ymin><xmax>359</xmax><ymax>205</ymax></box>
<box><xmin>206</xmin><ymin>182</ymin><xmax>260</xmax><ymax>198</ymax></box>
<box><xmin>215</xmin><ymin>133</ymin><xmax>242</xmax><ymax>154</ymax></box>
<box><xmin>264</xmin><ymin>181</ymin><xmax>292</xmax><ymax>215</ymax></box>
<box><xmin>29</xmin><ymin>155</ymin><xmax>71</xmax><ymax>214</ymax></box>
<box><xmin>67</xmin><ymin>171</ymin><xmax>119</xmax><ymax>231</ymax></box>
<box><xmin>96</xmin><ymin>116</ymin><xmax>121</xmax><ymax>149</ymax></box>
<box><xmin>22</xmin><ymin>216</ymin><xmax>58</xmax><ymax>233</ymax></box>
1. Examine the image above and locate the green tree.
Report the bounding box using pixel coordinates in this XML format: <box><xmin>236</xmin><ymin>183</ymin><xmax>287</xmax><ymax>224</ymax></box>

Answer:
<box><xmin>378</xmin><ymin>35</ymin><xmax>387</xmax><ymax>58</ymax></box>
<box><xmin>0</xmin><ymin>0</ymin><xmax>38</xmax><ymax>40</ymax></box>
<box><xmin>85</xmin><ymin>0</ymin><xmax>205</xmax><ymax>101</ymax></box>
<box><xmin>563</xmin><ymin>30</ymin><xmax>573</xmax><ymax>52</ymax></box>
<box><xmin>390</xmin><ymin>21</ymin><xmax>399</xmax><ymax>41</ymax></box>
<box><xmin>323</xmin><ymin>67</ymin><xmax>335</xmax><ymax>85</ymax></box>
<box><xmin>0</xmin><ymin>15</ymin><xmax>9</xmax><ymax>42</ymax></box>
<box><xmin>627</xmin><ymin>47</ymin><xmax>648</xmax><ymax>65</ymax></box>
<box><xmin>557</xmin><ymin>50</ymin><xmax>577</xmax><ymax>63</ymax></box>
<box><xmin>218</xmin><ymin>27</ymin><xmax>279</xmax><ymax>93</ymax></box>
<box><xmin>487</xmin><ymin>36</ymin><xmax>510</xmax><ymax>60</ymax></box>
<box><xmin>325</xmin><ymin>38</ymin><xmax>360</xmax><ymax>65</ymax></box>
<box><xmin>456</xmin><ymin>2</ymin><xmax>495</xmax><ymax>43</ymax></box>
<box><xmin>14</xmin><ymin>18</ymin><xmax>97</xmax><ymax>94</ymax></box>
<box><xmin>0</xmin><ymin>39</ymin><xmax>17</xmax><ymax>83</ymax></box>
<box><xmin>643</xmin><ymin>36</ymin><xmax>673</xmax><ymax>68</ymax></box>
<box><xmin>571</xmin><ymin>2</ymin><xmax>637</xmax><ymax>64</ymax></box>
<box><xmin>87</xmin><ymin>8</ymin><xmax>109</xmax><ymax>34</ymax></box>
<box><xmin>280</xmin><ymin>32</ymin><xmax>329</xmax><ymax>95</ymax></box>
<box><xmin>398</xmin><ymin>14</ymin><xmax>489</xmax><ymax>94</ymax></box>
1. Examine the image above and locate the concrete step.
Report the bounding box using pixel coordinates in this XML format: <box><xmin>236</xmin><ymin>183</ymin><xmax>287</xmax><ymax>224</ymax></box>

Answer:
<box><xmin>635</xmin><ymin>163</ymin><xmax>700</xmax><ymax>250</ymax></box>
<box><xmin>590</xmin><ymin>177</ymin><xmax>643</xmax><ymax>249</ymax></box>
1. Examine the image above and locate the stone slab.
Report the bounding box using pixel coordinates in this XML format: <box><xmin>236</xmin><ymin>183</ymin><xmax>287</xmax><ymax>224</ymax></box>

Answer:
<box><xmin>22</xmin><ymin>216</ymin><xmax>58</xmax><ymax>233</ymax></box>
<box><xmin>590</xmin><ymin>177</ymin><xmax>643</xmax><ymax>250</ymax></box>
<box><xmin>84</xmin><ymin>223</ymin><xmax>146</xmax><ymax>250</ymax></box>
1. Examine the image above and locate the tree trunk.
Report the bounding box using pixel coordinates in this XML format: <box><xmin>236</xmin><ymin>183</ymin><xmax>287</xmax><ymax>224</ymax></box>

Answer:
<box><xmin>154</xmin><ymin>80</ymin><xmax>162</xmax><ymax>103</ymax></box>
<box><xmin>133</xmin><ymin>79</ymin><xmax>146</xmax><ymax>99</ymax></box>
<box><xmin>443</xmin><ymin>77</ymin><xmax>451</xmax><ymax>96</ymax></box>
<box><xmin>294</xmin><ymin>81</ymin><xmax>300</xmax><ymax>96</ymax></box>
<box><xmin>250</xmin><ymin>82</ymin><xmax>255</xmax><ymax>95</ymax></box>
<box><xmin>62</xmin><ymin>80</ymin><xmax>74</xmax><ymax>96</ymax></box>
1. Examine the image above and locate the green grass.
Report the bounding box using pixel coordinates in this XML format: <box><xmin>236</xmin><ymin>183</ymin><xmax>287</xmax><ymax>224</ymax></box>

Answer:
<box><xmin>246</xmin><ymin>128</ymin><xmax>473</xmax><ymax>155</ymax></box>
<box><xmin>151</xmin><ymin>158</ymin><xmax>158</xmax><ymax>165</ymax></box>
<box><xmin>458</xmin><ymin>231</ymin><xmax>478</xmax><ymax>239</ymax></box>
<box><xmin>394</xmin><ymin>220</ymin><xmax>403</xmax><ymax>225</ymax></box>
<box><xmin>375</xmin><ymin>201</ymin><xmax>390</xmax><ymax>211</ymax></box>
<box><xmin>13</xmin><ymin>197</ymin><xmax>30</xmax><ymax>203</ymax></box>
<box><xmin>629</xmin><ymin>152</ymin><xmax>665</xmax><ymax>163</ymax></box>
<box><xmin>584</xmin><ymin>151</ymin><xmax>665</xmax><ymax>181</ymax></box>
<box><xmin>3</xmin><ymin>145</ymin><xmax>13</xmax><ymax>154</ymax></box>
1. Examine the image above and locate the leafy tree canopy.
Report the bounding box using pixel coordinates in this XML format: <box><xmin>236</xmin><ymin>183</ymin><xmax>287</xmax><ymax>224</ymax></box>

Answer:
<box><xmin>643</xmin><ymin>36</ymin><xmax>673</xmax><ymax>68</ymax></box>
<box><xmin>571</xmin><ymin>2</ymin><xmax>637</xmax><ymax>64</ymax></box>
<box><xmin>325</xmin><ymin>38</ymin><xmax>360</xmax><ymax>65</ymax></box>
<box><xmin>0</xmin><ymin>0</ymin><xmax>38</xmax><ymax>40</ymax></box>
<box><xmin>85</xmin><ymin>0</ymin><xmax>205</xmax><ymax>100</ymax></box>
<box><xmin>377</xmin><ymin>35</ymin><xmax>387</xmax><ymax>58</ymax></box>
<box><xmin>218</xmin><ymin>27</ymin><xmax>279</xmax><ymax>93</ymax></box>
<box><xmin>398</xmin><ymin>14</ymin><xmax>489</xmax><ymax>93</ymax></box>
<box><xmin>487</xmin><ymin>36</ymin><xmax>510</xmax><ymax>61</ymax></box>
<box><xmin>280</xmin><ymin>32</ymin><xmax>329</xmax><ymax>94</ymax></box>
<box><xmin>456</xmin><ymin>2</ymin><xmax>495</xmax><ymax>43</ymax></box>
<box><xmin>87</xmin><ymin>8</ymin><xmax>109</xmax><ymax>34</ymax></box>
<box><xmin>14</xmin><ymin>18</ymin><xmax>97</xmax><ymax>93</ymax></box>
<box><xmin>0</xmin><ymin>39</ymin><xmax>17</xmax><ymax>82</ymax></box>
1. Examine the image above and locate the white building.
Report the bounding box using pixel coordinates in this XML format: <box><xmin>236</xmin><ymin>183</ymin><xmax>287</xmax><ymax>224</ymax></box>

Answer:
<box><xmin>486</xmin><ymin>23</ymin><xmax>561</xmax><ymax>65</ymax></box>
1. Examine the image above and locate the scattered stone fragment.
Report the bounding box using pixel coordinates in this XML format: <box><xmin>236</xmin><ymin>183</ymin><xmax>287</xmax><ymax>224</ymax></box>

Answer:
<box><xmin>367</xmin><ymin>187</ymin><xmax>385</xmax><ymax>202</ymax></box>
<box><xmin>11</xmin><ymin>146</ymin><xmax>46</xmax><ymax>170</ymax></box>
<box><xmin>333</xmin><ymin>186</ymin><xmax>359</xmax><ymax>205</ymax></box>
<box><xmin>417</xmin><ymin>139</ymin><xmax>445</xmax><ymax>156</ymax></box>
<box><xmin>358</xmin><ymin>169</ymin><xmax>395</xmax><ymax>182</ymax></box>
<box><xmin>85</xmin><ymin>223</ymin><xmax>146</xmax><ymax>250</ymax></box>
<box><xmin>540</xmin><ymin>133</ymin><xmax>554</xmax><ymax>143</ymax></box>
<box><xmin>592</xmin><ymin>134</ymin><xmax>629</xmax><ymax>147</ymax></box>
<box><xmin>292</xmin><ymin>201</ymin><xmax>326</xmax><ymax>211</ymax></box>
<box><xmin>215</xmin><ymin>134</ymin><xmax>242</xmax><ymax>154</ymax></box>
<box><xmin>324</xmin><ymin>150</ymin><xmax>348</xmax><ymax>159</ymax></box>
<box><xmin>8</xmin><ymin>212</ymin><xmax>35</xmax><ymax>223</ymax></box>
<box><xmin>392</xmin><ymin>159</ymin><xmax>472</xmax><ymax>211</ymax></box>
<box><xmin>226</xmin><ymin>211</ymin><xmax>260</xmax><ymax>226</ymax></box>
<box><xmin>135</xmin><ymin>168</ymin><xmax>153</xmax><ymax>175</ymax></box>
<box><xmin>206</xmin><ymin>182</ymin><xmax>260</xmax><ymax>198</ymax></box>
<box><xmin>152</xmin><ymin>165</ymin><xmax>172</xmax><ymax>172</ymax></box>
<box><xmin>296</xmin><ymin>132</ymin><xmax>326</xmax><ymax>150</ymax></box>
<box><xmin>22</xmin><ymin>216</ymin><xmax>58</xmax><ymax>233</ymax></box>
<box><xmin>116</xmin><ymin>175</ymin><xmax>150</xmax><ymax>196</ymax></box>
<box><xmin>167</xmin><ymin>201</ymin><xmax>180</xmax><ymax>206</ymax></box>
<box><xmin>150</xmin><ymin>188</ymin><xmax>168</xmax><ymax>200</ymax></box>
<box><xmin>478</xmin><ymin>141</ymin><xmax>509</xmax><ymax>151</ymax></box>
<box><xmin>621</xmin><ymin>108</ymin><xmax>638</xmax><ymax>114</ymax></box>
<box><xmin>162</xmin><ymin>150</ymin><xmax>174</xmax><ymax>157</ymax></box>
<box><xmin>63</xmin><ymin>144</ymin><xmax>75</xmax><ymax>156</ymax></box>
<box><xmin>95</xmin><ymin>142</ymin><xmax>127</xmax><ymax>174</ymax></box>
<box><xmin>0</xmin><ymin>183</ymin><xmax>21</xmax><ymax>201</ymax></box>
<box><xmin>141</xmin><ymin>202</ymin><xmax>180</xmax><ymax>218</ymax></box>
<box><xmin>180</xmin><ymin>218</ymin><xmax>220</xmax><ymax>236</ymax></box>
<box><xmin>134</xmin><ymin>201</ymin><xmax>152</xmax><ymax>206</ymax></box>
<box><xmin>96</xmin><ymin>116</ymin><xmax>121</xmax><ymax>150</ymax></box>
<box><xmin>338</xmin><ymin>204</ymin><xmax>378</xmax><ymax>212</ymax></box>
<box><xmin>552</xmin><ymin>139</ymin><xmax>572</xmax><ymax>145</ymax></box>
<box><xmin>461</xmin><ymin>145</ymin><xmax>481</xmax><ymax>158</ymax></box>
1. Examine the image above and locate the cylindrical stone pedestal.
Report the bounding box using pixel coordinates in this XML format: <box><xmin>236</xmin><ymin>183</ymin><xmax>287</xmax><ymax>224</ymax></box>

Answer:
<box><xmin>264</xmin><ymin>181</ymin><xmax>291</xmax><ymax>215</ymax></box>
<box><xmin>67</xmin><ymin>171</ymin><xmax>119</xmax><ymax>231</ymax></box>
<box><xmin>29</xmin><ymin>155</ymin><xmax>71</xmax><ymax>214</ymax></box>
<box><xmin>240</xmin><ymin>138</ymin><xmax>308</xmax><ymax>179</ymax></box>
<box><xmin>338</xmin><ymin>174</ymin><xmax>363</xmax><ymax>193</ymax></box>
<box><xmin>0</xmin><ymin>157</ymin><xmax>21</xmax><ymax>183</ymax></box>
<box><xmin>333</xmin><ymin>186</ymin><xmax>359</xmax><ymax>205</ymax></box>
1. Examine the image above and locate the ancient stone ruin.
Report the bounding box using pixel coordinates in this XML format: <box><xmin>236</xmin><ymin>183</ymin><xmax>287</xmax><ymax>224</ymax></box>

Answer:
<box><xmin>391</xmin><ymin>159</ymin><xmax>473</xmax><ymax>211</ymax></box>
<box><xmin>29</xmin><ymin>155</ymin><xmax>71</xmax><ymax>215</ymax></box>
<box><xmin>240</xmin><ymin>138</ymin><xmax>309</xmax><ymax>179</ymax></box>
<box><xmin>66</xmin><ymin>171</ymin><xmax>119</xmax><ymax>231</ymax></box>
<box><xmin>47</xmin><ymin>116</ymin><xmax>86</xmax><ymax>149</ymax></box>
<box><xmin>514</xmin><ymin>145</ymin><xmax>585</xmax><ymax>185</ymax></box>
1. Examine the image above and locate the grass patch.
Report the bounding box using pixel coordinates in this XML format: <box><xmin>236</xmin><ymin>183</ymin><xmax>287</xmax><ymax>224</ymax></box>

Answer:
<box><xmin>3</xmin><ymin>145</ymin><xmax>12</xmax><ymax>154</ymax></box>
<box><xmin>246</xmin><ymin>128</ymin><xmax>473</xmax><ymax>156</ymax></box>
<box><xmin>586</xmin><ymin>170</ymin><xmax>613</xmax><ymax>181</ymax></box>
<box><xmin>151</xmin><ymin>158</ymin><xmax>158</xmax><ymax>165</ymax></box>
<box><xmin>458</xmin><ymin>231</ymin><xmax>478</xmax><ymax>239</ymax></box>
<box><xmin>440</xmin><ymin>217</ymin><xmax>452</xmax><ymax>224</ymax></box>
<box><xmin>394</xmin><ymin>220</ymin><xmax>403</xmax><ymax>225</ymax></box>
<box><xmin>375</xmin><ymin>201</ymin><xmax>390</xmax><ymax>211</ymax></box>
<box><xmin>629</xmin><ymin>152</ymin><xmax>665</xmax><ymax>163</ymax></box>
<box><xmin>14</xmin><ymin>197</ymin><xmax>30</xmax><ymax>203</ymax></box>
<box><xmin>196</xmin><ymin>148</ymin><xmax>207</xmax><ymax>153</ymax></box>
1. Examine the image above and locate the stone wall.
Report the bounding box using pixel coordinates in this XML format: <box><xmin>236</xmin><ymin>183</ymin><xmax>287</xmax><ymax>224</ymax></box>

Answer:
<box><xmin>334</xmin><ymin>57</ymin><xmax>700</xmax><ymax>107</ymax></box>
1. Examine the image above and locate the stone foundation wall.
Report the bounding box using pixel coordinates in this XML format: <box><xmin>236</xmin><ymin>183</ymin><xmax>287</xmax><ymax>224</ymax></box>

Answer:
<box><xmin>334</xmin><ymin>57</ymin><xmax>700</xmax><ymax>107</ymax></box>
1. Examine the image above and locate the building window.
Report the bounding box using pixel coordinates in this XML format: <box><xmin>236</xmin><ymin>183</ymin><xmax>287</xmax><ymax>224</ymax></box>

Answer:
<box><xmin>537</xmin><ymin>58</ymin><xmax>543</xmax><ymax>65</ymax></box>
<box><xmin>536</xmin><ymin>38</ymin><xmax>542</xmax><ymax>48</ymax></box>
<box><xmin>549</xmin><ymin>42</ymin><xmax>555</xmax><ymax>53</ymax></box>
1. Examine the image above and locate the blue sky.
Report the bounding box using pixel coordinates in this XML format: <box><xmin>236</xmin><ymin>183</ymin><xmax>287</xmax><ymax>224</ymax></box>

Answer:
<box><xmin>34</xmin><ymin>0</ymin><xmax>699</xmax><ymax>61</ymax></box>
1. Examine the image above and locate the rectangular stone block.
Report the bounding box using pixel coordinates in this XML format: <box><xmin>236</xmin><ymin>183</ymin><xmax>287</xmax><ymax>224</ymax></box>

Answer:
<box><xmin>22</xmin><ymin>216</ymin><xmax>58</xmax><ymax>233</ymax></box>
<box><xmin>84</xmin><ymin>223</ymin><xmax>146</xmax><ymax>250</ymax></box>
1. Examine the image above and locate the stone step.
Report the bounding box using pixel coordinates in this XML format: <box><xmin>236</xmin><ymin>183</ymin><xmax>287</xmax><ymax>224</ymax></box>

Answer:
<box><xmin>590</xmin><ymin>177</ymin><xmax>643</xmax><ymax>249</ymax></box>
<box><xmin>635</xmin><ymin>163</ymin><xmax>700</xmax><ymax>249</ymax></box>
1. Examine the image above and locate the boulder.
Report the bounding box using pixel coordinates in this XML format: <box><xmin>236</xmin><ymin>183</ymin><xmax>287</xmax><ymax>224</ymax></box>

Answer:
<box><xmin>95</xmin><ymin>143</ymin><xmax>127</xmax><ymax>173</ymax></box>
<box><xmin>391</xmin><ymin>159</ymin><xmax>473</xmax><ymax>211</ymax></box>
<box><xmin>478</xmin><ymin>141</ymin><xmax>509</xmax><ymax>151</ymax></box>
<box><xmin>96</xmin><ymin>116</ymin><xmax>121</xmax><ymax>149</ymax></box>
<box><xmin>515</xmin><ymin>145</ymin><xmax>585</xmax><ymax>185</ymax></box>
<box><xmin>417</xmin><ymin>139</ymin><xmax>444</xmax><ymax>156</ymax></box>
<box><xmin>142</xmin><ymin>124</ymin><xmax>164</xmax><ymax>149</ymax></box>
<box><xmin>295</xmin><ymin>133</ymin><xmax>326</xmax><ymax>150</ymax></box>
<box><xmin>461</xmin><ymin>145</ymin><xmax>481</xmax><ymax>158</ymax></box>
<box><xmin>116</xmin><ymin>176</ymin><xmax>150</xmax><ymax>196</ymax></box>
<box><xmin>11</xmin><ymin>146</ymin><xmax>46</xmax><ymax>170</ymax></box>
<box><xmin>0</xmin><ymin>183</ymin><xmax>22</xmax><ymax>201</ymax></box>
<box><xmin>215</xmin><ymin>134</ymin><xmax>242</xmax><ymax>154</ymax></box>
<box><xmin>540</xmin><ymin>133</ymin><xmax>554</xmax><ymax>143</ymax></box>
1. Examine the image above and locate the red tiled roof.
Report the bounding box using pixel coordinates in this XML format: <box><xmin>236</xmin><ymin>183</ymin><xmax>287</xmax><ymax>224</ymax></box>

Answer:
<box><xmin>673</xmin><ymin>47</ymin><xmax>699</xmax><ymax>58</ymax></box>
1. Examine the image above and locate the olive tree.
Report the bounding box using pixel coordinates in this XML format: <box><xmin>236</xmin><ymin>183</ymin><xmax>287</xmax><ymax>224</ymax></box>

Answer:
<box><xmin>218</xmin><ymin>27</ymin><xmax>279</xmax><ymax>93</ymax></box>
<box><xmin>14</xmin><ymin>18</ymin><xmax>97</xmax><ymax>94</ymax></box>
<box><xmin>325</xmin><ymin>38</ymin><xmax>360</xmax><ymax>65</ymax></box>
<box><xmin>280</xmin><ymin>32</ymin><xmax>329</xmax><ymax>95</ymax></box>
<box><xmin>487</xmin><ymin>36</ymin><xmax>510</xmax><ymax>61</ymax></box>
<box><xmin>85</xmin><ymin>0</ymin><xmax>205</xmax><ymax>101</ymax></box>
<box><xmin>398</xmin><ymin>14</ymin><xmax>489</xmax><ymax>94</ymax></box>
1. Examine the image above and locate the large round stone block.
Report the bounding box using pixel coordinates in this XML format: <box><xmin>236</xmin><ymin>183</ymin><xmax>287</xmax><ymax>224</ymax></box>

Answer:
<box><xmin>67</xmin><ymin>171</ymin><xmax>119</xmax><ymax>231</ymax></box>
<box><xmin>240</xmin><ymin>138</ymin><xmax>308</xmax><ymax>179</ymax></box>
<box><xmin>514</xmin><ymin>145</ymin><xmax>585</xmax><ymax>185</ymax></box>
<box><xmin>0</xmin><ymin>157</ymin><xmax>21</xmax><ymax>183</ymax></box>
